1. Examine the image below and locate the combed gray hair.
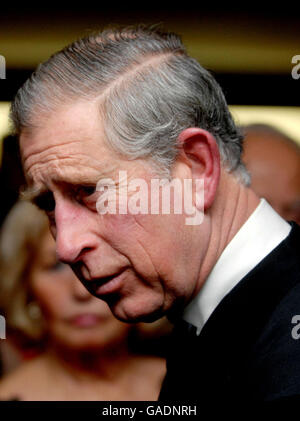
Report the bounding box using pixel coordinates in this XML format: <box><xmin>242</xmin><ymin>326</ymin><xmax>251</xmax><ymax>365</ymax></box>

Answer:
<box><xmin>10</xmin><ymin>25</ymin><xmax>250</xmax><ymax>184</ymax></box>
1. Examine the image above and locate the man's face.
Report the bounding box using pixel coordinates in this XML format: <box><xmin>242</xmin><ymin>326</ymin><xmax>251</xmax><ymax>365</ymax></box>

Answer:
<box><xmin>20</xmin><ymin>100</ymin><xmax>201</xmax><ymax>322</ymax></box>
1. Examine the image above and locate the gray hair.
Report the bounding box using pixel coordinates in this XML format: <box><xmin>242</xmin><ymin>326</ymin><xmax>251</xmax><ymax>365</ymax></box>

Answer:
<box><xmin>10</xmin><ymin>25</ymin><xmax>250</xmax><ymax>184</ymax></box>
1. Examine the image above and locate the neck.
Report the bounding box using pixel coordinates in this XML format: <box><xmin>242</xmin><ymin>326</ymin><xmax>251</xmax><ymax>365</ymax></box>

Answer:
<box><xmin>196</xmin><ymin>171</ymin><xmax>260</xmax><ymax>295</ymax></box>
<box><xmin>45</xmin><ymin>338</ymin><xmax>133</xmax><ymax>383</ymax></box>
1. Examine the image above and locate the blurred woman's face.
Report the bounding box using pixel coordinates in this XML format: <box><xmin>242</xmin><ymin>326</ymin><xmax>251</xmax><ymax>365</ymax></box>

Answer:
<box><xmin>29</xmin><ymin>229</ymin><xmax>131</xmax><ymax>351</ymax></box>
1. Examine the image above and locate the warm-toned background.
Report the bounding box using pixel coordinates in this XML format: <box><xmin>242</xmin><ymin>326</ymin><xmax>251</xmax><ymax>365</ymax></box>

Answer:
<box><xmin>1</xmin><ymin>4</ymin><xmax>300</xmax><ymax>151</ymax></box>
<box><xmin>0</xmin><ymin>3</ymin><xmax>299</xmax><ymax>389</ymax></box>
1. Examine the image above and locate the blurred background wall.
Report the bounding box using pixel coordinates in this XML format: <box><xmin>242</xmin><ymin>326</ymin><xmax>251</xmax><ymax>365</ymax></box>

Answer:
<box><xmin>0</xmin><ymin>4</ymin><xmax>299</xmax><ymax>156</ymax></box>
<box><xmin>0</xmin><ymin>3</ymin><xmax>299</xmax><ymax>158</ymax></box>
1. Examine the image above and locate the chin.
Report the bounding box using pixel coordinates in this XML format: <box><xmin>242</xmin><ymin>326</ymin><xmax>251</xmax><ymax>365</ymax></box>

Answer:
<box><xmin>109</xmin><ymin>295</ymin><xmax>166</xmax><ymax>324</ymax></box>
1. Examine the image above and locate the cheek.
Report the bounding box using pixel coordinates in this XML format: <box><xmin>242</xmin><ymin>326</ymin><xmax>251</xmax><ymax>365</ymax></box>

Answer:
<box><xmin>131</xmin><ymin>213</ymin><xmax>185</xmax><ymax>262</ymax></box>
<box><xmin>100</xmin><ymin>211</ymin><xmax>182</xmax><ymax>245</ymax></box>
<box><xmin>97</xmin><ymin>212</ymin><xmax>133</xmax><ymax>232</ymax></box>
<box><xmin>95</xmin><ymin>213</ymin><xmax>145</xmax><ymax>256</ymax></box>
<box><xmin>30</xmin><ymin>276</ymin><xmax>67</xmax><ymax>321</ymax></box>
<box><xmin>95</xmin><ymin>212</ymin><xmax>187</xmax><ymax>294</ymax></box>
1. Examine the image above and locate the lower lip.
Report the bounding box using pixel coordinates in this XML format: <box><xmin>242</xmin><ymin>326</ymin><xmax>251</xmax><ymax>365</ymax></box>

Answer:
<box><xmin>94</xmin><ymin>270</ymin><xmax>127</xmax><ymax>296</ymax></box>
<box><xmin>69</xmin><ymin>314</ymin><xmax>101</xmax><ymax>328</ymax></box>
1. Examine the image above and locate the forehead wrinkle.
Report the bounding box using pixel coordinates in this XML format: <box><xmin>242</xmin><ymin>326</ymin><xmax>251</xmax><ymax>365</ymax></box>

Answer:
<box><xmin>24</xmin><ymin>139</ymin><xmax>117</xmax><ymax>175</ymax></box>
<box><xmin>25</xmin><ymin>151</ymin><xmax>102</xmax><ymax>174</ymax></box>
<box><xmin>27</xmin><ymin>154</ymin><xmax>120</xmax><ymax>191</ymax></box>
<box><xmin>22</xmin><ymin>139</ymin><xmax>86</xmax><ymax>166</ymax></box>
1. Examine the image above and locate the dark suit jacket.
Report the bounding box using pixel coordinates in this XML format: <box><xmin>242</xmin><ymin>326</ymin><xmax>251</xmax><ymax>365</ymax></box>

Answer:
<box><xmin>159</xmin><ymin>222</ymin><xmax>300</xmax><ymax>410</ymax></box>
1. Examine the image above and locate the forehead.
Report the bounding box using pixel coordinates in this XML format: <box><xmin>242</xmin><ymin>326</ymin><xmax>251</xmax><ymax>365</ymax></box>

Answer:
<box><xmin>20</xmin><ymin>100</ymin><xmax>120</xmax><ymax>183</ymax></box>
<box><xmin>21</xmin><ymin>100</ymin><xmax>104</xmax><ymax>161</ymax></box>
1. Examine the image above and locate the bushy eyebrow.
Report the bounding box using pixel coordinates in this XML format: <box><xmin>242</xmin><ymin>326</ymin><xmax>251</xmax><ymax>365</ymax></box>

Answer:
<box><xmin>20</xmin><ymin>184</ymin><xmax>49</xmax><ymax>203</ymax></box>
<box><xmin>20</xmin><ymin>162</ymin><xmax>120</xmax><ymax>206</ymax></box>
<box><xmin>20</xmin><ymin>178</ymin><xmax>98</xmax><ymax>210</ymax></box>
<box><xmin>19</xmin><ymin>184</ymin><xmax>56</xmax><ymax>213</ymax></box>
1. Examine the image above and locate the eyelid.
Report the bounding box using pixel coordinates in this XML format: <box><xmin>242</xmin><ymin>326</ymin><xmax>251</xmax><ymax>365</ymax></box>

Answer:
<box><xmin>33</xmin><ymin>191</ymin><xmax>56</xmax><ymax>212</ymax></box>
<box><xmin>75</xmin><ymin>185</ymin><xmax>97</xmax><ymax>199</ymax></box>
<box><xmin>80</xmin><ymin>185</ymin><xmax>96</xmax><ymax>195</ymax></box>
<box><xmin>74</xmin><ymin>185</ymin><xmax>98</xmax><ymax>209</ymax></box>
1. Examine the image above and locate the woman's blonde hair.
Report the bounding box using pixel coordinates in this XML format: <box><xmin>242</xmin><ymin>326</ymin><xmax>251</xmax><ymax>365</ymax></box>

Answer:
<box><xmin>0</xmin><ymin>201</ymin><xmax>49</xmax><ymax>346</ymax></box>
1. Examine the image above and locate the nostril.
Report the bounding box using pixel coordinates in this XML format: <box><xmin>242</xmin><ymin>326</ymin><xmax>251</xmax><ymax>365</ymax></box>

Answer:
<box><xmin>71</xmin><ymin>261</ymin><xmax>83</xmax><ymax>276</ymax></box>
<box><xmin>78</xmin><ymin>247</ymin><xmax>94</xmax><ymax>260</ymax></box>
<box><xmin>71</xmin><ymin>261</ymin><xmax>91</xmax><ymax>284</ymax></box>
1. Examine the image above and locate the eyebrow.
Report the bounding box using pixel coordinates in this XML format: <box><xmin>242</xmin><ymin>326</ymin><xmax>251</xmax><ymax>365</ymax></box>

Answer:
<box><xmin>20</xmin><ymin>164</ymin><xmax>120</xmax><ymax>205</ymax></box>
<box><xmin>20</xmin><ymin>176</ymin><xmax>99</xmax><ymax>207</ymax></box>
<box><xmin>20</xmin><ymin>184</ymin><xmax>49</xmax><ymax>203</ymax></box>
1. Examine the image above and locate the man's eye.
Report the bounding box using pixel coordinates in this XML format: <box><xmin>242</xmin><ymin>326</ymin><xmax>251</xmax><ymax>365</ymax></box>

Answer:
<box><xmin>34</xmin><ymin>191</ymin><xmax>56</xmax><ymax>212</ymax></box>
<box><xmin>75</xmin><ymin>186</ymin><xmax>97</xmax><ymax>205</ymax></box>
<box><xmin>80</xmin><ymin>186</ymin><xmax>96</xmax><ymax>196</ymax></box>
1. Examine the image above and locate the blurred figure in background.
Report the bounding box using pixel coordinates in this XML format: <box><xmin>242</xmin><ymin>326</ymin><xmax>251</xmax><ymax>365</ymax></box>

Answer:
<box><xmin>0</xmin><ymin>134</ymin><xmax>26</xmax><ymax>378</ymax></box>
<box><xmin>0</xmin><ymin>201</ymin><xmax>166</xmax><ymax>400</ymax></box>
<box><xmin>242</xmin><ymin>124</ymin><xmax>300</xmax><ymax>224</ymax></box>
<box><xmin>0</xmin><ymin>134</ymin><xmax>25</xmax><ymax>227</ymax></box>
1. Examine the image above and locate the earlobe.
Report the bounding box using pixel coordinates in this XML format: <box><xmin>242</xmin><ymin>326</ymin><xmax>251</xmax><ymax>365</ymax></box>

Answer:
<box><xmin>178</xmin><ymin>128</ymin><xmax>220</xmax><ymax>211</ymax></box>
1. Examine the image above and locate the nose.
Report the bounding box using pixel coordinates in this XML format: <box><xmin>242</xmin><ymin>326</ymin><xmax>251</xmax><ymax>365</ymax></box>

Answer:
<box><xmin>54</xmin><ymin>198</ymin><xmax>97</xmax><ymax>264</ymax></box>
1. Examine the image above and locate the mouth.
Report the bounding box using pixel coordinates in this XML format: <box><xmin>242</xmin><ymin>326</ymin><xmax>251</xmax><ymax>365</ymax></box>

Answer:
<box><xmin>68</xmin><ymin>313</ymin><xmax>103</xmax><ymax>328</ymax></box>
<box><xmin>83</xmin><ymin>268</ymin><xmax>127</xmax><ymax>297</ymax></box>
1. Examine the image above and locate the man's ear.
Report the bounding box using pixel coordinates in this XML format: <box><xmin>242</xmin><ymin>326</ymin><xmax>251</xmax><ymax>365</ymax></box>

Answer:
<box><xmin>177</xmin><ymin>128</ymin><xmax>220</xmax><ymax>210</ymax></box>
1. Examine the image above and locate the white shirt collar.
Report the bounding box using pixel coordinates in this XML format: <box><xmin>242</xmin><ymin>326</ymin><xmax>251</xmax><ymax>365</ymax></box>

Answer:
<box><xmin>183</xmin><ymin>199</ymin><xmax>292</xmax><ymax>335</ymax></box>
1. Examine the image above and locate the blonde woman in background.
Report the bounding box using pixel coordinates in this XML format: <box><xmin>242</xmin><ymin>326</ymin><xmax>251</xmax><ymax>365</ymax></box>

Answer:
<box><xmin>0</xmin><ymin>201</ymin><xmax>168</xmax><ymax>400</ymax></box>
